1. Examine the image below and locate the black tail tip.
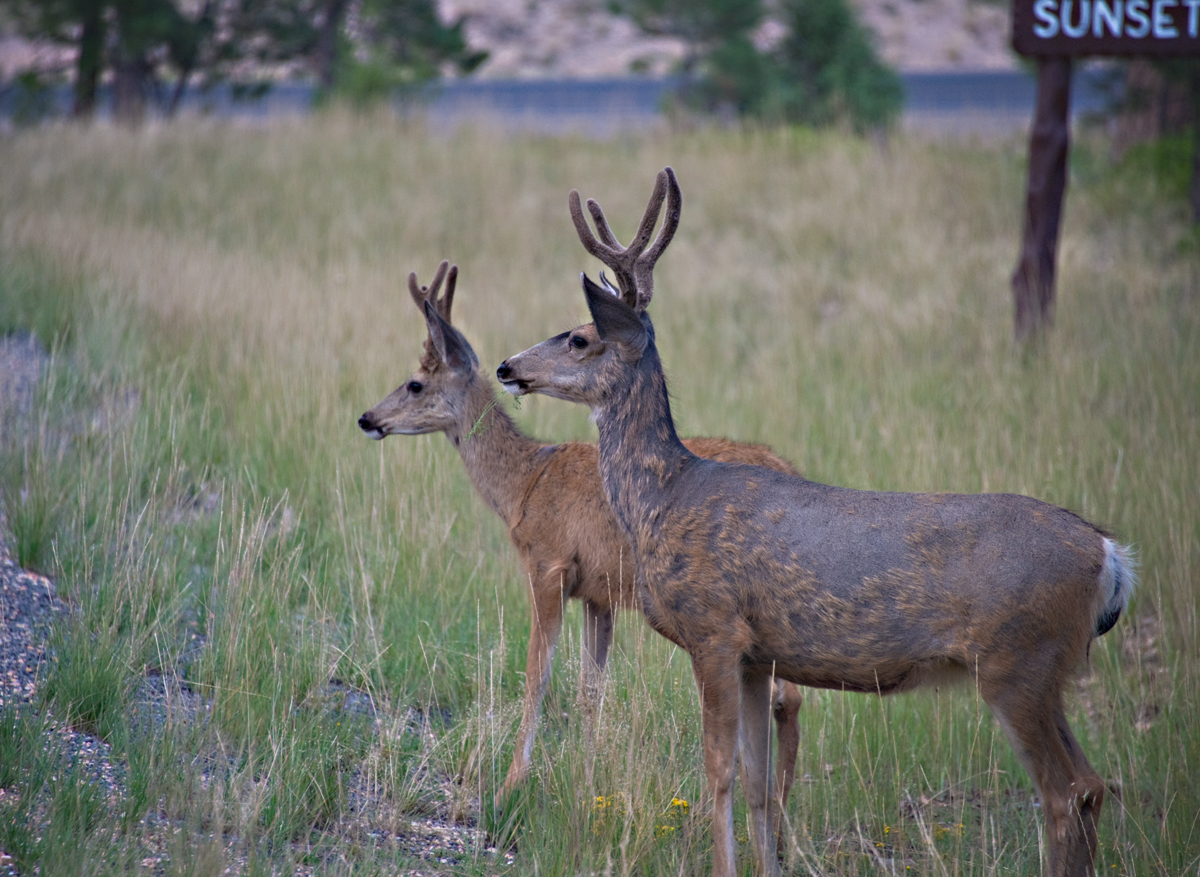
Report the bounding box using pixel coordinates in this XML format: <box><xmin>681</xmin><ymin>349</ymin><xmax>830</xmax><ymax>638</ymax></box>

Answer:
<box><xmin>1094</xmin><ymin>606</ymin><xmax>1122</xmax><ymax>638</ymax></box>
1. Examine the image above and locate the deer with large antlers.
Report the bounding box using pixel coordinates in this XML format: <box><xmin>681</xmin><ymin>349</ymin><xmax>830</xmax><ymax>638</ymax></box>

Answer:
<box><xmin>496</xmin><ymin>167</ymin><xmax>1136</xmax><ymax>877</ymax></box>
<box><xmin>357</xmin><ymin>261</ymin><xmax>803</xmax><ymax>811</ymax></box>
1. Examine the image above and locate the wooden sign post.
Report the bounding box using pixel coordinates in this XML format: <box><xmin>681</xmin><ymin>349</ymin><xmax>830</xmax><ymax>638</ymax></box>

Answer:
<box><xmin>1010</xmin><ymin>0</ymin><xmax>1200</xmax><ymax>342</ymax></box>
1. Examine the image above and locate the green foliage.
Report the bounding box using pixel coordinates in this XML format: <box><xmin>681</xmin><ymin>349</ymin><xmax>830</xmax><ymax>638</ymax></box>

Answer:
<box><xmin>0</xmin><ymin>260</ymin><xmax>85</xmax><ymax>344</ymax></box>
<box><xmin>256</xmin><ymin>709</ymin><xmax>369</xmax><ymax>842</ymax></box>
<box><xmin>771</xmin><ymin>0</ymin><xmax>904</xmax><ymax>130</ymax></box>
<box><xmin>6</xmin><ymin>0</ymin><xmax>486</xmax><ymax>120</ymax></box>
<box><xmin>40</xmin><ymin>622</ymin><xmax>137</xmax><ymax>742</ymax></box>
<box><xmin>0</xmin><ymin>707</ymin><xmax>114</xmax><ymax>873</ymax></box>
<box><xmin>1116</xmin><ymin>134</ymin><xmax>1193</xmax><ymax>202</ymax></box>
<box><xmin>1098</xmin><ymin>60</ymin><xmax>1200</xmax><ymax>221</ymax></box>
<box><xmin>9</xmin><ymin>70</ymin><xmax>59</xmax><ymax>126</ymax></box>
<box><xmin>322</xmin><ymin>0</ymin><xmax>487</xmax><ymax>107</ymax></box>
<box><xmin>615</xmin><ymin>0</ymin><xmax>902</xmax><ymax>131</ymax></box>
<box><xmin>0</xmin><ymin>441</ymin><xmax>68</xmax><ymax>575</ymax></box>
<box><xmin>691</xmin><ymin>34</ymin><xmax>781</xmax><ymax>117</ymax></box>
<box><xmin>6</xmin><ymin>0</ymin><xmax>213</xmax><ymax>118</ymax></box>
<box><xmin>0</xmin><ymin>704</ymin><xmax>30</xmax><ymax>789</ymax></box>
<box><xmin>356</xmin><ymin>0</ymin><xmax>487</xmax><ymax>77</ymax></box>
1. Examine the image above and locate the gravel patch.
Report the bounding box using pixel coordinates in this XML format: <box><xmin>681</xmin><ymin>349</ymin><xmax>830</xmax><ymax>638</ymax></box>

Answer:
<box><xmin>0</xmin><ymin>558</ymin><xmax>65</xmax><ymax>711</ymax></box>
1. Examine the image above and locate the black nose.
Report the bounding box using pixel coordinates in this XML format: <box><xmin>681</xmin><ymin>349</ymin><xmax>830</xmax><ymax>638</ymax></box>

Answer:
<box><xmin>358</xmin><ymin>413</ymin><xmax>373</xmax><ymax>430</ymax></box>
<box><xmin>496</xmin><ymin>362</ymin><xmax>512</xmax><ymax>381</ymax></box>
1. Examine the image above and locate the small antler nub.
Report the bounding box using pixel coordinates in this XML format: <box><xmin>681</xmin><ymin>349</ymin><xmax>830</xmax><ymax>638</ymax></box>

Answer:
<box><xmin>408</xmin><ymin>260</ymin><xmax>456</xmax><ymax>323</ymax></box>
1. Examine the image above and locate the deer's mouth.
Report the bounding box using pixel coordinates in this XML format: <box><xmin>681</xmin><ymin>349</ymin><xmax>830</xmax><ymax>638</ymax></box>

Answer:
<box><xmin>496</xmin><ymin>360</ymin><xmax>534</xmax><ymax>395</ymax></box>
<box><xmin>499</xmin><ymin>377</ymin><xmax>531</xmax><ymax>396</ymax></box>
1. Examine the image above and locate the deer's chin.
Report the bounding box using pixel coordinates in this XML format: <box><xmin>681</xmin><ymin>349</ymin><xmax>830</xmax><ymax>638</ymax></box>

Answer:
<box><xmin>500</xmin><ymin>380</ymin><xmax>530</xmax><ymax>396</ymax></box>
<box><xmin>362</xmin><ymin>424</ymin><xmax>432</xmax><ymax>439</ymax></box>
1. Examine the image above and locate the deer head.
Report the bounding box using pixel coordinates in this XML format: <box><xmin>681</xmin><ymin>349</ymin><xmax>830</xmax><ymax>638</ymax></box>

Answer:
<box><xmin>497</xmin><ymin>167</ymin><xmax>679</xmax><ymax>404</ymax></box>
<box><xmin>359</xmin><ymin>262</ymin><xmax>480</xmax><ymax>439</ymax></box>
<box><xmin>497</xmin><ymin>273</ymin><xmax>651</xmax><ymax>407</ymax></box>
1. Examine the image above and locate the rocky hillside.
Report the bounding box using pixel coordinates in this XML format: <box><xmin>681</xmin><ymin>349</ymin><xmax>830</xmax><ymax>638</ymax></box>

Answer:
<box><xmin>439</xmin><ymin>0</ymin><xmax>1018</xmax><ymax>78</ymax></box>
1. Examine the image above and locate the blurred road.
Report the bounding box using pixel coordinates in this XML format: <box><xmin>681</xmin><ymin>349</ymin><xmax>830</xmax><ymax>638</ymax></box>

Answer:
<box><xmin>422</xmin><ymin>69</ymin><xmax>1115</xmax><ymax>137</ymax></box>
<box><xmin>1</xmin><ymin>69</ymin><xmax>1117</xmax><ymax>136</ymax></box>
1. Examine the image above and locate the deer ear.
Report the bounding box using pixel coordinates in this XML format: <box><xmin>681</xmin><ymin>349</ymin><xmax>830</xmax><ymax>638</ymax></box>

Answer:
<box><xmin>582</xmin><ymin>273</ymin><xmax>647</xmax><ymax>357</ymax></box>
<box><xmin>423</xmin><ymin>301</ymin><xmax>478</xmax><ymax>371</ymax></box>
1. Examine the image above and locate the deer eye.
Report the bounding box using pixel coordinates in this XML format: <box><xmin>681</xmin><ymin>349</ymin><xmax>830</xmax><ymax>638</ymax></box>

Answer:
<box><xmin>407</xmin><ymin>380</ymin><xmax>423</xmax><ymax>394</ymax></box>
<box><xmin>569</xmin><ymin>335</ymin><xmax>588</xmax><ymax>350</ymax></box>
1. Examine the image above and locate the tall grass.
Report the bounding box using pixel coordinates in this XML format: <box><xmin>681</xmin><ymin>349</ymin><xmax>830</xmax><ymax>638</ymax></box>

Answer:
<box><xmin>0</xmin><ymin>111</ymin><xmax>1196</xmax><ymax>874</ymax></box>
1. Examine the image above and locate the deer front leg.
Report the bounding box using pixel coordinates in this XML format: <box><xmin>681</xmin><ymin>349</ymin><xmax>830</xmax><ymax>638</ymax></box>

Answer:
<box><xmin>741</xmin><ymin>670</ymin><xmax>782</xmax><ymax>877</ymax></box>
<box><xmin>500</xmin><ymin>571</ymin><xmax>566</xmax><ymax>800</ymax></box>
<box><xmin>692</xmin><ymin>653</ymin><xmax>742</xmax><ymax>877</ymax></box>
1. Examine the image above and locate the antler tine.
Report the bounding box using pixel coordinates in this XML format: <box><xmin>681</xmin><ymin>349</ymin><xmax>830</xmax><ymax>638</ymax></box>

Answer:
<box><xmin>632</xmin><ymin>167</ymin><xmax>682</xmax><ymax>310</ymax></box>
<box><xmin>439</xmin><ymin>264</ymin><xmax>457</xmax><ymax>323</ymax></box>
<box><xmin>407</xmin><ymin>260</ymin><xmax>454</xmax><ymax>321</ymax></box>
<box><xmin>584</xmin><ymin>198</ymin><xmax>623</xmax><ymax>251</ymax></box>
<box><xmin>407</xmin><ymin>271</ymin><xmax>426</xmax><ymax>308</ymax></box>
<box><xmin>623</xmin><ymin>168</ymin><xmax>669</xmax><ymax>257</ymax></box>
<box><xmin>570</xmin><ymin>189</ymin><xmax>639</xmax><ymax>307</ymax></box>
<box><xmin>569</xmin><ymin>190</ymin><xmax>618</xmax><ymax>259</ymax></box>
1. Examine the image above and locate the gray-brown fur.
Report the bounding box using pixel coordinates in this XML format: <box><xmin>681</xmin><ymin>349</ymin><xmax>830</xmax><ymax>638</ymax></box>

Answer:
<box><xmin>358</xmin><ymin>263</ymin><xmax>803</xmax><ymax>805</ymax></box>
<box><xmin>496</xmin><ymin>170</ymin><xmax>1135</xmax><ymax>877</ymax></box>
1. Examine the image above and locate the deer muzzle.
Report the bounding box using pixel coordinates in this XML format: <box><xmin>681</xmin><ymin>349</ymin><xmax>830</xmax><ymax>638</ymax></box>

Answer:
<box><xmin>496</xmin><ymin>360</ymin><xmax>532</xmax><ymax>395</ymax></box>
<box><xmin>358</xmin><ymin>412</ymin><xmax>387</xmax><ymax>440</ymax></box>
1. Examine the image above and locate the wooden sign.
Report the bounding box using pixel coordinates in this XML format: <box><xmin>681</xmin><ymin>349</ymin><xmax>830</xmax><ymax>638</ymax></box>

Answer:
<box><xmin>1013</xmin><ymin>0</ymin><xmax>1200</xmax><ymax>55</ymax></box>
<box><xmin>1009</xmin><ymin>0</ymin><xmax>1198</xmax><ymax>344</ymax></box>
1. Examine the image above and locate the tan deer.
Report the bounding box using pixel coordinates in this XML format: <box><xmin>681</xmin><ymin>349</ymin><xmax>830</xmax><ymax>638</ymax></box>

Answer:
<box><xmin>496</xmin><ymin>167</ymin><xmax>1136</xmax><ymax>877</ymax></box>
<box><xmin>357</xmin><ymin>261</ymin><xmax>804</xmax><ymax>809</ymax></box>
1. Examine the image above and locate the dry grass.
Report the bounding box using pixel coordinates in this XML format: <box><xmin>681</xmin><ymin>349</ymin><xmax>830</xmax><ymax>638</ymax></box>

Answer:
<box><xmin>0</xmin><ymin>110</ymin><xmax>1196</xmax><ymax>874</ymax></box>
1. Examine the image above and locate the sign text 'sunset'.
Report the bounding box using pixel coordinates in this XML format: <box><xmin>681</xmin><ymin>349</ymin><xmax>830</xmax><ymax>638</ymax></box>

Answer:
<box><xmin>1013</xmin><ymin>0</ymin><xmax>1200</xmax><ymax>53</ymax></box>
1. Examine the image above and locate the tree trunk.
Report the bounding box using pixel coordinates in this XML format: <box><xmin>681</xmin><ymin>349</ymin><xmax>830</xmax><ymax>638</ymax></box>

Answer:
<box><xmin>1190</xmin><ymin>67</ymin><xmax>1200</xmax><ymax>224</ymax></box>
<box><xmin>72</xmin><ymin>2</ymin><xmax>105</xmax><ymax>119</ymax></box>
<box><xmin>166</xmin><ymin>69</ymin><xmax>190</xmax><ymax>118</ymax></box>
<box><xmin>315</xmin><ymin>0</ymin><xmax>349</xmax><ymax>91</ymax></box>
<box><xmin>1012</xmin><ymin>57</ymin><xmax>1072</xmax><ymax>346</ymax></box>
<box><xmin>112</xmin><ymin>56</ymin><xmax>151</xmax><ymax>125</ymax></box>
<box><xmin>1191</xmin><ymin>118</ymin><xmax>1200</xmax><ymax>223</ymax></box>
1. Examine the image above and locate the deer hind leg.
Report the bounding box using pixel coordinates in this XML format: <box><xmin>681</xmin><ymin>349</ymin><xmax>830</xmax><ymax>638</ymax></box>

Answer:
<box><xmin>983</xmin><ymin>681</ymin><xmax>1104</xmax><ymax>877</ymax></box>
<box><xmin>691</xmin><ymin>653</ymin><xmax>742</xmax><ymax>877</ymax></box>
<box><xmin>741</xmin><ymin>670</ymin><xmax>783</xmax><ymax>877</ymax></box>
<box><xmin>500</xmin><ymin>571</ymin><xmax>566</xmax><ymax>800</ymax></box>
<box><xmin>580</xmin><ymin>600</ymin><xmax>614</xmax><ymax>787</ymax></box>
<box><xmin>581</xmin><ymin>599</ymin><xmax>614</xmax><ymax>704</ymax></box>
<box><xmin>771</xmin><ymin>680</ymin><xmax>803</xmax><ymax>857</ymax></box>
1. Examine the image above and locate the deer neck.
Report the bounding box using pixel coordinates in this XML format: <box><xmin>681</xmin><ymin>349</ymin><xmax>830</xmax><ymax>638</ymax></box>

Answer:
<box><xmin>591</xmin><ymin>343</ymin><xmax>690</xmax><ymax>543</ymax></box>
<box><xmin>449</xmin><ymin>372</ymin><xmax>545</xmax><ymax>527</ymax></box>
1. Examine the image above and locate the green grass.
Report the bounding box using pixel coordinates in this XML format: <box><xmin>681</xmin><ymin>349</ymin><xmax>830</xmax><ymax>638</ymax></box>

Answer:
<box><xmin>0</xmin><ymin>112</ymin><xmax>1196</xmax><ymax>874</ymax></box>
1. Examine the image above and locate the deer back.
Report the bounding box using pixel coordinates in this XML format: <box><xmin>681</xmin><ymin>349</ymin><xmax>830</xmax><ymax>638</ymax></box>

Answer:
<box><xmin>636</xmin><ymin>463</ymin><xmax>1109</xmax><ymax>693</ymax></box>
